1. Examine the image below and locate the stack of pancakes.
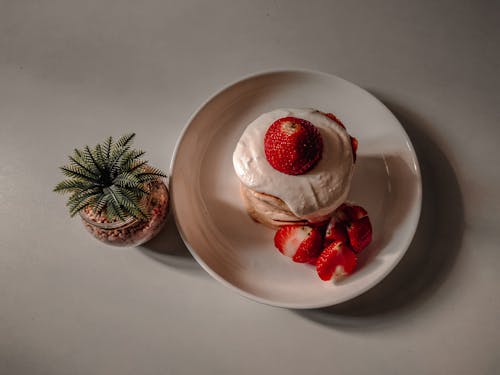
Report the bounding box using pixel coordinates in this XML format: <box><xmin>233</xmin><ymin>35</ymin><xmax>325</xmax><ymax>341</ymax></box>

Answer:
<box><xmin>233</xmin><ymin>108</ymin><xmax>356</xmax><ymax>229</ymax></box>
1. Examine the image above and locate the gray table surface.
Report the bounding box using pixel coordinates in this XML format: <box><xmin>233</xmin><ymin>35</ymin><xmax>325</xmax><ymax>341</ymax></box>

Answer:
<box><xmin>1</xmin><ymin>1</ymin><xmax>499</xmax><ymax>374</ymax></box>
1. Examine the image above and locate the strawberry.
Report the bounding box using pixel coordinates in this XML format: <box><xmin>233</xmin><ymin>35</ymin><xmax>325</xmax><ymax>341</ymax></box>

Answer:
<box><xmin>316</xmin><ymin>240</ymin><xmax>357</xmax><ymax>281</ymax></box>
<box><xmin>322</xmin><ymin>112</ymin><xmax>358</xmax><ymax>163</ymax></box>
<box><xmin>333</xmin><ymin>203</ymin><xmax>350</xmax><ymax>222</ymax></box>
<box><xmin>325</xmin><ymin>203</ymin><xmax>372</xmax><ymax>249</ymax></box>
<box><xmin>274</xmin><ymin>225</ymin><xmax>324</xmax><ymax>263</ymax></box>
<box><xmin>264</xmin><ymin>117</ymin><xmax>323</xmax><ymax>175</ymax></box>
<box><xmin>343</xmin><ymin>204</ymin><xmax>368</xmax><ymax>221</ymax></box>
<box><xmin>324</xmin><ymin>215</ymin><xmax>347</xmax><ymax>244</ymax></box>
<box><xmin>350</xmin><ymin>136</ymin><xmax>358</xmax><ymax>162</ymax></box>
<box><xmin>323</xmin><ymin>112</ymin><xmax>346</xmax><ymax>129</ymax></box>
<box><xmin>346</xmin><ymin>216</ymin><xmax>373</xmax><ymax>253</ymax></box>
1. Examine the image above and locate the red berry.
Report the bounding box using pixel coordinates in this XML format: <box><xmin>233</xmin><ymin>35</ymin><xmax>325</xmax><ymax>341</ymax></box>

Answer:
<box><xmin>322</xmin><ymin>112</ymin><xmax>358</xmax><ymax>163</ymax></box>
<box><xmin>346</xmin><ymin>216</ymin><xmax>373</xmax><ymax>253</ymax></box>
<box><xmin>323</xmin><ymin>112</ymin><xmax>346</xmax><ymax>129</ymax></box>
<box><xmin>324</xmin><ymin>216</ymin><xmax>347</xmax><ymax>244</ymax></box>
<box><xmin>274</xmin><ymin>225</ymin><xmax>324</xmax><ymax>263</ymax></box>
<box><xmin>264</xmin><ymin>117</ymin><xmax>323</xmax><ymax>175</ymax></box>
<box><xmin>343</xmin><ymin>204</ymin><xmax>368</xmax><ymax>221</ymax></box>
<box><xmin>333</xmin><ymin>204</ymin><xmax>350</xmax><ymax>222</ymax></box>
<box><xmin>316</xmin><ymin>240</ymin><xmax>357</xmax><ymax>281</ymax></box>
<box><xmin>350</xmin><ymin>136</ymin><xmax>358</xmax><ymax>163</ymax></box>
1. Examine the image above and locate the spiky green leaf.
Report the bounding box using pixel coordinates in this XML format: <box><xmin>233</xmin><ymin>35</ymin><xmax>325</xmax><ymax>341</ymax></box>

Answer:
<box><xmin>109</xmin><ymin>145</ymin><xmax>131</xmax><ymax>177</ymax></box>
<box><xmin>67</xmin><ymin>187</ymin><xmax>101</xmax><ymax>207</ymax></box>
<box><xmin>104</xmin><ymin>199</ymin><xmax>120</xmax><ymax>221</ymax></box>
<box><xmin>68</xmin><ymin>192</ymin><xmax>100</xmax><ymax>217</ymax></box>
<box><xmin>137</xmin><ymin>168</ymin><xmax>167</xmax><ymax>183</ymax></box>
<box><xmin>103</xmin><ymin>186</ymin><xmax>128</xmax><ymax>221</ymax></box>
<box><xmin>120</xmin><ymin>149</ymin><xmax>146</xmax><ymax>171</ymax></box>
<box><xmin>113</xmin><ymin>172</ymin><xmax>141</xmax><ymax>188</ymax></box>
<box><xmin>82</xmin><ymin>145</ymin><xmax>104</xmax><ymax>175</ymax></box>
<box><xmin>60</xmin><ymin>165</ymin><xmax>100</xmax><ymax>183</ymax></box>
<box><xmin>121</xmin><ymin>185</ymin><xmax>149</xmax><ymax>197</ymax></box>
<box><xmin>94</xmin><ymin>193</ymin><xmax>110</xmax><ymax>214</ymax></box>
<box><xmin>68</xmin><ymin>155</ymin><xmax>99</xmax><ymax>178</ymax></box>
<box><xmin>113</xmin><ymin>133</ymin><xmax>135</xmax><ymax>151</ymax></box>
<box><xmin>128</xmin><ymin>160</ymin><xmax>148</xmax><ymax>173</ymax></box>
<box><xmin>106</xmin><ymin>199</ymin><xmax>126</xmax><ymax>221</ymax></box>
<box><xmin>53</xmin><ymin>179</ymin><xmax>93</xmax><ymax>193</ymax></box>
<box><xmin>102</xmin><ymin>136</ymin><xmax>113</xmax><ymax>162</ymax></box>
<box><xmin>109</xmin><ymin>185</ymin><xmax>148</xmax><ymax>219</ymax></box>
<box><xmin>93</xmin><ymin>144</ymin><xmax>107</xmax><ymax>172</ymax></box>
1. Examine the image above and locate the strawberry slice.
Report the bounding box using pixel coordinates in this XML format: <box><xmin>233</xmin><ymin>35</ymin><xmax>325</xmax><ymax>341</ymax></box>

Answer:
<box><xmin>325</xmin><ymin>203</ymin><xmax>372</xmax><ymax>251</ymax></box>
<box><xmin>346</xmin><ymin>216</ymin><xmax>373</xmax><ymax>253</ymax></box>
<box><xmin>264</xmin><ymin>117</ymin><xmax>323</xmax><ymax>175</ymax></box>
<box><xmin>324</xmin><ymin>215</ymin><xmax>347</xmax><ymax>244</ymax></box>
<box><xmin>343</xmin><ymin>204</ymin><xmax>368</xmax><ymax>221</ymax></box>
<box><xmin>323</xmin><ymin>112</ymin><xmax>346</xmax><ymax>129</ymax></box>
<box><xmin>274</xmin><ymin>225</ymin><xmax>324</xmax><ymax>263</ymax></box>
<box><xmin>322</xmin><ymin>112</ymin><xmax>358</xmax><ymax>163</ymax></box>
<box><xmin>350</xmin><ymin>136</ymin><xmax>358</xmax><ymax>163</ymax></box>
<box><xmin>316</xmin><ymin>240</ymin><xmax>357</xmax><ymax>281</ymax></box>
<box><xmin>335</xmin><ymin>203</ymin><xmax>349</xmax><ymax>220</ymax></box>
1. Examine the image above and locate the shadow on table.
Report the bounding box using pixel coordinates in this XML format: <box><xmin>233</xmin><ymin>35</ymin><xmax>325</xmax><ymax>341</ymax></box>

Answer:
<box><xmin>295</xmin><ymin>96</ymin><xmax>464</xmax><ymax>330</ymax></box>
<box><xmin>138</xmin><ymin>210</ymin><xmax>205</xmax><ymax>276</ymax></box>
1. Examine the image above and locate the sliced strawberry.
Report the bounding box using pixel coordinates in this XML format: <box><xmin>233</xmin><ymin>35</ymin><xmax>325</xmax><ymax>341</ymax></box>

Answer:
<box><xmin>264</xmin><ymin>117</ymin><xmax>323</xmax><ymax>175</ymax></box>
<box><xmin>323</xmin><ymin>112</ymin><xmax>346</xmax><ymax>129</ymax></box>
<box><xmin>333</xmin><ymin>203</ymin><xmax>350</xmax><ymax>222</ymax></box>
<box><xmin>350</xmin><ymin>136</ymin><xmax>358</xmax><ymax>163</ymax></box>
<box><xmin>274</xmin><ymin>225</ymin><xmax>324</xmax><ymax>263</ymax></box>
<box><xmin>321</xmin><ymin>112</ymin><xmax>358</xmax><ymax>162</ymax></box>
<box><xmin>324</xmin><ymin>216</ymin><xmax>347</xmax><ymax>244</ymax></box>
<box><xmin>343</xmin><ymin>204</ymin><xmax>368</xmax><ymax>221</ymax></box>
<box><xmin>316</xmin><ymin>240</ymin><xmax>357</xmax><ymax>281</ymax></box>
<box><xmin>346</xmin><ymin>216</ymin><xmax>373</xmax><ymax>253</ymax></box>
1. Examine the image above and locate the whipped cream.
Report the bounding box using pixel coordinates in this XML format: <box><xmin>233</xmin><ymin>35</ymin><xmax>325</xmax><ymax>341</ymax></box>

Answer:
<box><xmin>233</xmin><ymin>108</ymin><xmax>354</xmax><ymax>222</ymax></box>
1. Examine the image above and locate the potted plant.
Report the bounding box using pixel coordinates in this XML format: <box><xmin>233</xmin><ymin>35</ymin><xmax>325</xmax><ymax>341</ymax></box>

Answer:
<box><xmin>54</xmin><ymin>133</ymin><xmax>169</xmax><ymax>246</ymax></box>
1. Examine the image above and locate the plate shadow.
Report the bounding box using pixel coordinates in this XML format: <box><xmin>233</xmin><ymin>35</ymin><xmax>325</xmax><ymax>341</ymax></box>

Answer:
<box><xmin>295</xmin><ymin>96</ymin><xmax>464</xmax><ymax>329</ymax></box>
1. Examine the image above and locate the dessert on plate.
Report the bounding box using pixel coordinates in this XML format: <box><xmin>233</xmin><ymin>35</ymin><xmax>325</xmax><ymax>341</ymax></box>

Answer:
<box><xmin>232</xmin><ymin>108</ymin><xmax>373</xmax><ymax>281</ymax></box>
<box><xmin>233</xmin><ymin>108</ymin><xmax>357</xmax><ymax>228</ymax></box>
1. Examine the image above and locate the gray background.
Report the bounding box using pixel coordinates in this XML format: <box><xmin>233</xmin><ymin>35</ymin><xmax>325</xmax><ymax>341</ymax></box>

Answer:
<box><xmin>1</xmin><ymin>0</ymin><xmax>499</xmax><ymax>374</ymax></box>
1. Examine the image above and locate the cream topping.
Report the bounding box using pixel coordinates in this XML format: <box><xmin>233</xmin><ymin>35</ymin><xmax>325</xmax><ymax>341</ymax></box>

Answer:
<box><xmin>232</xmin><ymin>108</ymin><xmax>354</xmax><ymax>222</ymax></box>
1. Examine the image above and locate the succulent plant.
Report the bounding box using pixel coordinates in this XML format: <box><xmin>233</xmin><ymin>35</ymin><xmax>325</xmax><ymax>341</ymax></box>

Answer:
<box><xmin>54</xmin><ymin>133</ymin><xmax>167</xmax><ymax>221</ymax></box>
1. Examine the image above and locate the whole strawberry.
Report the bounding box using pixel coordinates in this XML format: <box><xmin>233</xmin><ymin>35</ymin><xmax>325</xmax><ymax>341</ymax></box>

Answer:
<box><xmin>264</xmin><ymin>117</ymin><xmax>323</xmax><ymax>175</ymax></box>
<box><xmin>274</xmin><ymin>225</ymin><xmax>324</xmax><ymax>263</ymax></box>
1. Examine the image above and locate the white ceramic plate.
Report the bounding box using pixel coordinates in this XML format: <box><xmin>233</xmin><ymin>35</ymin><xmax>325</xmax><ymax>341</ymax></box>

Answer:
<box><xmin>170</xmin><ymin>70</ymin><xmax>422</xmax><ymax>309</ymax></box>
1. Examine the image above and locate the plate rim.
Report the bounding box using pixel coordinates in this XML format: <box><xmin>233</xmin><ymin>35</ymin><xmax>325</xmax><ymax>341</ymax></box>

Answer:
<box><xmin>169</xmin><ymin>69</ymin><xmax>422</xmax><ymax>309</ymax></box>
